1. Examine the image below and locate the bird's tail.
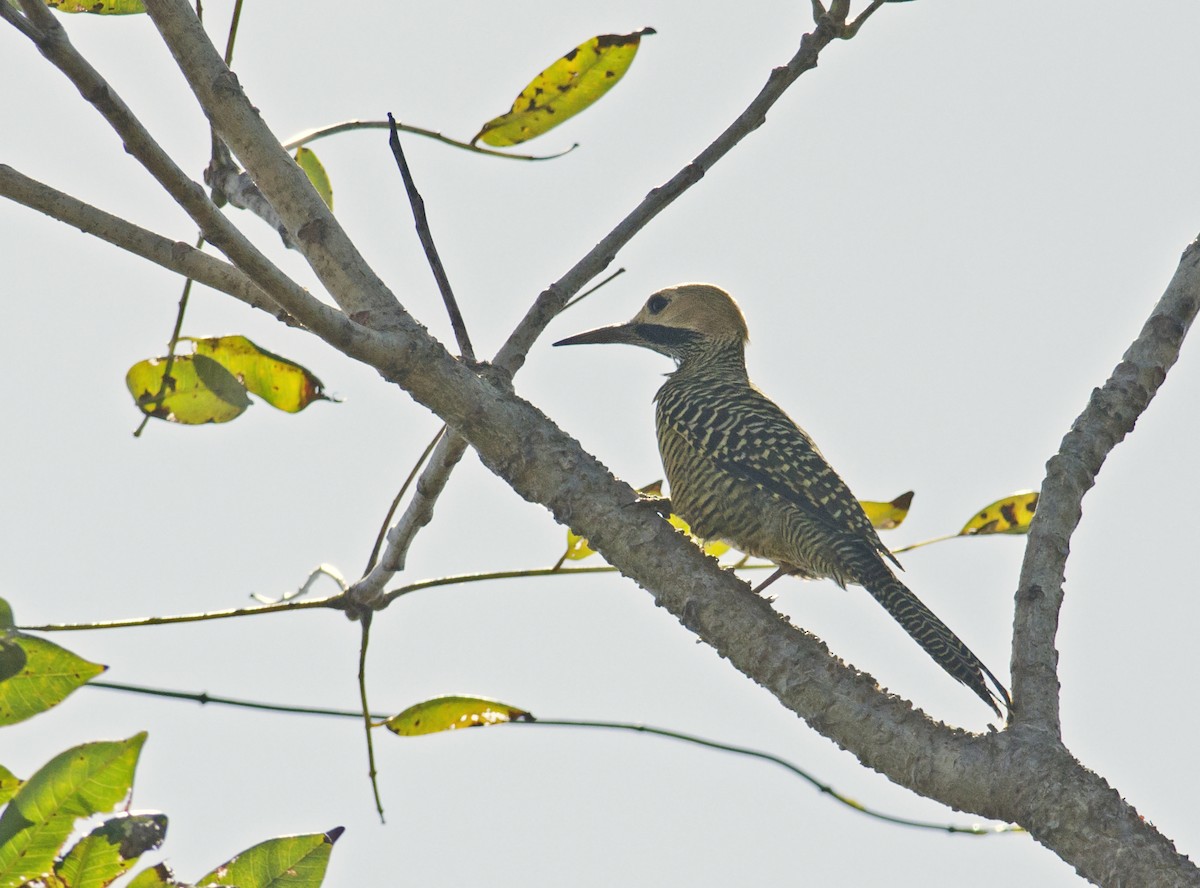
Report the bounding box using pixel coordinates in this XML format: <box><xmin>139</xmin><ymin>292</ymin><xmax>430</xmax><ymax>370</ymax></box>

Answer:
<box><xmin>863</xmin><ymin>569</ymin><xmax>1011</xmax><ymax>719</ymax></box>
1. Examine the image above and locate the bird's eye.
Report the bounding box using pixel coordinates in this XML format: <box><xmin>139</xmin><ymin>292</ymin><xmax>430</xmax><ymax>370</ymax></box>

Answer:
<box><xmin>646</xmin><ymin>294</ymin><xmax>669</xmax><ymax>314</ymax></box>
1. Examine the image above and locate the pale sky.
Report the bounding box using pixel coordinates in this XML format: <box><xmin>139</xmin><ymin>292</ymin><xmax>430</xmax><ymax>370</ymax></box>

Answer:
<box><xmin>2</xmin><ymin>2</ymin><xmax>1198</xmax><ymax>885</ymax></box>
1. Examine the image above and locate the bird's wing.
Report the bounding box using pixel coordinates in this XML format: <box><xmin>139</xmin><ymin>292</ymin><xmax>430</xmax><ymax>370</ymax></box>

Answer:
<box><xmin>677</xmin><ymin>384</ymin><xmax>900</xmax><ymax>570</ymax></box>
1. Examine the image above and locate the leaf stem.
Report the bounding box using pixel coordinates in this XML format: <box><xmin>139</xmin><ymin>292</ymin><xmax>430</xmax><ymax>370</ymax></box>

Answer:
<box><xmin>358</xmin><ymin>615</ymin><xmax>385</xmax><ymax>822</ymax></box>
<box><xmin>281</xmin><ymin>119</ymin><xmax>577</xmax><ymax>162</ymax></box>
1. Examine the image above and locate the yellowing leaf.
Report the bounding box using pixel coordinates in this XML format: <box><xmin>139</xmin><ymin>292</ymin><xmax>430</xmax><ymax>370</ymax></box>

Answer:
<box><xmin>45</xmin><ymin>0</ymin><xmax>145</xmax><ymax>13</ymax></box>
<box><xmin>860</xmin><ymin>491</ymin><xmax>914</xmax><ymax>531</ymax></box>
<box><xmin>472</xmin><ymin>27</ymin><xmax>655</xmax><ymax>147</ymax></box>
<box><xmin>127</xmin><ymin>337</ymin><xmax>330</xmax><ymax>427</ymax></box>
<box><xmin>125</xmin><ymin>354</ymin><xmax>251</xmax><ymax>424</ymax></box>
<box><xmin>558</xmin><ymin>479</ymin><xmax>736</xmax><ymax>562</ymax></box>
<box><xmin>666</xmin><ymin>513</ymin><xmax>730</xmax><ymax>557</ymax></box>
<box><xmin>562</xmin><ymin>528</ymin><xmax>596</xmax><ymax>562</ymax></box>
<box><xmin>959</xmin><ymin>491</ymin><xmax>1039</xmax><ymax>536</ymax></box>
<box><xmin>294</xmin><ymin>147</ymin><xmax>333</xmax><ymax>210</ymax></box>
<box><xmin>189</xmin><ymin>335</ymin><xmax>329</xmax><ymax>413</ymax></box>
<box><xmin>385</xmin><ymin>695</ymin><xmax>533</xmax><ymax>736</ymax></box>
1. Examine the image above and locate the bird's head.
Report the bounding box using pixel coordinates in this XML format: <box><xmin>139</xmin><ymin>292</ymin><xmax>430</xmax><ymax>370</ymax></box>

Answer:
<box><xmin>553</xmin><ymin>283</ymin><xmax>749</xmax><ymax>362</ymax></box>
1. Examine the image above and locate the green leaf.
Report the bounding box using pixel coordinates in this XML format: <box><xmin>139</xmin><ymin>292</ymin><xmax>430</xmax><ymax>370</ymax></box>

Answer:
<box><xmin>294</xmin><ymin>147</ymin><xmax>333</xmax><ymax>210</ymax></box>
<box><xmin>55</xmin><ymin>813</ymin><xmax>167</xmax><ymax>888</ymax></box>
<box><xmin>0</xmin><ymin>767</ymin><xmax>21</xmax><ymax>808</ymax></box>
<box><xmin>0</xmin><ymin>633</ymin><xmax>105</xmax><ymax>726</ymax></box>
<box><xmin>125</xmin><ymin>353</ymin><xmax>251</xmax><ymax>424</ymax></box>
<box><xmin>44</xmin><ymin>0</ymin><xmax>146</xmax><ymax>13</ymax></box>
<box><xmin>959</xmin><ymin>491</ymin><xmax>1039</xmax><ymax>536</ymax></box>
<box><xmin>125</xmin><ymin>863</ymin><xmax>182</xmax><ymax>888</ymax></box>
<box><xmin>0</xmin><ymin>639</ymin><xmax>25</xmax><ymax>685</ymax></box>
<box><xmin>472</xmin><ymin>27</ymin><xmax>655</xmax><ymax>147</ymax></box>
<box><xmin>0</xmin><ymin>734</ymin><xmax>146</xmax><ymax>888</ymax></box>
<box><xmin>197</xmin><ymin>828</ymin><xmax>343</xmax><ymax>888</ymax></box>
<box><xmin>189</xmin><ymin>336</ymin><xmax>329</xmax><ymax>413</ymax></box>
<box><xmin>385</xmin><ymin>696</ymin><xmax>534</xmax><ymax>736</ymax></box>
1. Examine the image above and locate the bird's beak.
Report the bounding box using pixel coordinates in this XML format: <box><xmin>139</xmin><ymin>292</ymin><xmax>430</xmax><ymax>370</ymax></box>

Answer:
<box><xmin>552</xmin><ymin>322</ymin><xmax>642</xmax><ymax>348</ymax></box>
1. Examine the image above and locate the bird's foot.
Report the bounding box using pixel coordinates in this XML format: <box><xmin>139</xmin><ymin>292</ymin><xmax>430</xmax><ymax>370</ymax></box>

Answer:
<box><xmin>751</xmin><ymin>566</ymin><xmax>789</xmax><ymax>596</ymax></box>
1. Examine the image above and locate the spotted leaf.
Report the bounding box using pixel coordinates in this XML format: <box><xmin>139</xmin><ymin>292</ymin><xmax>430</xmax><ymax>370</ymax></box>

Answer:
<box><xmin>44</xmin><ymin>0</ymin><xmax>145</xmax><ymax>13</ymax></box>
<box><xmin>385</xmin><ymin>696</ymin><xmax>533</xmax><ymax>736</ymax></box>
<box><xmin>860</xmin><ymin>491</ymin><xmax>914</xmax><ymax>531</ymax></box>
<box><xmin>472</xmin><ymin>28</ymin><xmax>655</xmax><ymax>147</ymax></box>
<box><xmin>189</xmin><ymin>335</ymin><xmax>329</xmax><ymax>413</ymax></box>
<box><xmin>960</xmin><ymin>491</ymin><xmax>1039</xmax><ymax>535</ymax></box>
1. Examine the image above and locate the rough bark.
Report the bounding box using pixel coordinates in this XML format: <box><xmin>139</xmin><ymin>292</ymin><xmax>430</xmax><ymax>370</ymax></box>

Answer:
<box><xmin>2</xmin><ymin>0</ymin><xmax>1197</xmax><ymax>882</ymax></box>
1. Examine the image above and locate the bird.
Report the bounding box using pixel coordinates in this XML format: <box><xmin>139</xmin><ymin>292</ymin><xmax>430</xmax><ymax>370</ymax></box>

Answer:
<box><xmin>554</xmin><ymin>283</ymin><xmax>1012</xmax><ymax>718</ymax></box>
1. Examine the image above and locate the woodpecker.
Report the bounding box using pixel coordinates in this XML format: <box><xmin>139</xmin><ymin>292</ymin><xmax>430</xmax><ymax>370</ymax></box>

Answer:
<box><xmin>554</xmin><ymin>283</ymin><xmax>1011</xmax><ymax>718</ymax></box>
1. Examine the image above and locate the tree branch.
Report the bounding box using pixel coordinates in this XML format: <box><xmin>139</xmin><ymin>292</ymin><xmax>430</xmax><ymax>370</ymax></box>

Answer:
<box><xmin>492</xmin><ymin>20</ymin><xmax>840</xmax><ymax>376</ymax></box>
<box><xmin>205</xmin><ymin>143</ymin><xmax>291</xmax><ymax>246</ymax></box>
<box><xmin>0</xmin><ymin>164</ymin><xmax>275</xmax><ymax>314</ymax></box>
<box><xmin>8</xmin><ymin>6</ymin><xmax>1197</xmax><ymax>880</ymax></box>
<box><xmin>142</xmin><ymin>0</ymin><xmax>409</xmax><ymax>329</ymax></box>
<box><xmin>0</xmin><ymin>0</ymin><xmax>41</xmax><ymax>41</ymax></box>
<box><xmin>1012</xmin><ymin>237</ymin><xmax>1200</xmax><ymax>733</ymax></box>
<box><xmin>354</xmin><ymin>18</ymin><xmax>848</xmax><ymax>601</ymax></box>
<box><xmin>6</xmin><ymin>0</ymin><xmax>335</xmax><ymax>333</ymax></box>
<box><xmin>125</xmin><ymin>4</ymin><xmax>1197</xmax><ymax>868</ymax></box>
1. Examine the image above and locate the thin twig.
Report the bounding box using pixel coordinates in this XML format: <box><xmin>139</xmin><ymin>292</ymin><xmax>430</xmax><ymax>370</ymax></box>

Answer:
<box><xmin>387</xmin><ymin>114</ymin><xmax>474</xmax><ymax>360</ymax></box>
<box><xmin>365</xmin><ymin>425</ymin><xmax>447</xmax><ymax>574</ymax></box>
<box><xmin>352</xmin><ymin>22</ymin><xmax>852</xmax><ymax>605</ymax></box>
<box><xmin>83</xmin><ymin>680</ymin><xmax>1019</xmax><ymax>835</ymax></box>
<box><xmin>146</xmin><ymin>0</ymin><xmax>410</xmax><ymax>326</ymax></box>
<box><xmin>380</xmin><ymin>565</ymin><xmax>619</xmax><ymax>605</ymax></box>
<box><xmin>16</xmin><ymin>566</ymin><xmax>608</xmax><ymax>632</ymax></box>
<box><xmin>889</xmin><ymin>533</ymin><xmax>959</xmax><ymax>556</ymax></box>
<box><xmin>358</xmin><ymin>614</ymin><xmax>385</xmax><ymax>822</ymax></box>
<box><xmin>494</xmin><ymin>23</ymin><xmax>841</xmax><ymax>375</ymax></box>
<box><xmin>222</xmin><ymin>0</ymin><xmax>243</xmax><ymax>65</ymax></box>
<box><xmin>844</xmin><ymin>0</ymin><xmax>887</xmax><ymax>37</ymax></box>
<box><xmin>10</xmin><ymin>1</ymin><xmax>337</xmax><ymax>331</ymax></box>
<box><xmin>133</xmin><ymin>234</ymin><xmax>204</xmax><ymax>437</ymax></box>
<box><xmin>251</xmin><ymin>563</ymin><xmax>349</xmax><ymax>605</ymax></box>
<box><xmin>18</xmin><ymin>594</ymin><xmax>343</xmax><ymax>632</ymax></box>
<box><xmin>281</xmin><ymin>119</ymin><xmax>577</xmax><ymax>162</ymax></box>
<box><xmin>351</xmin><ymin>432</ymin><xmax>468</xmax><ymax>606</ymax></box>
<box><xmin>560</xmin><ymin>268</ymin><xmax>627</xmax><ymax>312</ymax></box>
